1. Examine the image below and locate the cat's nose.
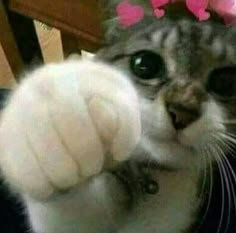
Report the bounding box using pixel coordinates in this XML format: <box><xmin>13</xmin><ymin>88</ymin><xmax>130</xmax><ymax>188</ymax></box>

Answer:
<box><xmin>167</xmin><ymin>103</ymin><xmax>200</xmax><ymax>130</ymax></box>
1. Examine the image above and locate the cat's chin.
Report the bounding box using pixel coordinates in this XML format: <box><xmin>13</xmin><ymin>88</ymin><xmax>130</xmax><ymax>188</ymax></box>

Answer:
<box><xmin>156</xmin><ymin>140</ymin><xmax>197</xmax><ymax>168</ymax></box>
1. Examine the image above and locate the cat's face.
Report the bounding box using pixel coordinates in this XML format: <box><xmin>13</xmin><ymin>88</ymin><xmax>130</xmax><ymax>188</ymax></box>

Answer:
<box><xmin>97</xmin><ymin>19</ymin><xmax>236</xmax><ymax>169</ymax></box>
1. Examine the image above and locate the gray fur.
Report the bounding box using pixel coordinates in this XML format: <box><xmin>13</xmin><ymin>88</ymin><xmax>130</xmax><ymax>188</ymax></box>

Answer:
<box><xmin>94</xmin><ymin>6</ymin><xmax>236</xmax><ymax>232</ymax></box>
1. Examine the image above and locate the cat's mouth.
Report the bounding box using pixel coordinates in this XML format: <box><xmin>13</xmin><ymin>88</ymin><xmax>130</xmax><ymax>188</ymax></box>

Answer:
<box><xmin>162</xmin><ymin>140</ymin><xmax>195</xmax><ymax>154</ymax></box>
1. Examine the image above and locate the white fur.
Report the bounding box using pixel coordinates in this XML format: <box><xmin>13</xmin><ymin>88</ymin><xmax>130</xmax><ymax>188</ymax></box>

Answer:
<box><xmin>0</xmin><ymin>60</ymin><xmax>226</xmax><ymax>233</ymax></box>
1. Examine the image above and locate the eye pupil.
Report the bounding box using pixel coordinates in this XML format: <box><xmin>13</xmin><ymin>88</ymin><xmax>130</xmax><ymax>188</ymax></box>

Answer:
<box><xmin>130</xmin><ymin>50</ymin><xmax>165</xmax><ymax>80</ymax></box>
<box><xmin>206</xmin><ymin>66</ymin><xmax>236</xmax><ymax>98</ymax></box>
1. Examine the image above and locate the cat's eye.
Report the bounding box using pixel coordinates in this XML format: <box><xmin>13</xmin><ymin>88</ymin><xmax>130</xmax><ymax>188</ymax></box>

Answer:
<box><xmin>206</xmin><ymin>66</ymin><xmax>236</xmax><ymax>98</ymax></box>
<box><xmin>130</xmin><ymin>50</ymin><xmax>166</xmax><ymax>80</ymax></box>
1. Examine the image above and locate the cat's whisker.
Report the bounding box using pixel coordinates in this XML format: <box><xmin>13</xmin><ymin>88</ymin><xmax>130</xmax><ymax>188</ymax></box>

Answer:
<box><xmin>211</xmin><ymin>133</ymin><xmax>236</xmax><ymax>156</ymax></box>
<box><xmin>208</xmin><ymin>144</ymin><xmax>226</xmax><ymax>233</ymax></box>
<box><xmin>221</xmin><ymin>140</ymin><xmax>235</xmax><ymax>154</ymax></box>
<box><xmin>197</xmin><ymin>147</ymin><xmax>209</xmax><ymax>202</ymax></box>
<box><xmin>215</xmin><ymin>133</ymin><xmax>236</xmax><ymax>159</ymax></box>
<box><xmin>220</xmin><ymin>155</ymin><xmax>236</xmax><ymax>212</ymax></box>
<box><xmin>197</xmin><ymin>145</ymin><xmax>214</xmax><ymax>229</ymax></box>
<box><xmin>214</xmin><ymin>144</ymin><xmax>233</xmax><ymax>233</ymax></box>
<box><xmin>224</xmin><ymin>131</ymin><xmax>236</xmax><ymax>138</ymax></box>
<box><xmin>217</xmin><ymin>133</ymin><xmax>236</xmax><ymax>148</ymax></box>
<box><xmin>224</xmin><ymin>132</ymin><xmax>236</xmax><ymax>143</ymax></box>
<box><xmin>211</xmin><ymin>132</ymin><xmax>236</xmax><ymax>221</ymax></box>
<box><xmin>209</xmin><ymin>131</ymin><xmax>236</xmax><ymax>233</ymax></box>
<box><xmin>215</xmin><ymin>141</ymin><xmax>236</xmax><ymax>209</ymax></box>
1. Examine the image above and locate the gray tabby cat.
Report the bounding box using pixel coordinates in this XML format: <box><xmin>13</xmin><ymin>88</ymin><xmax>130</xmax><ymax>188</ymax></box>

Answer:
<box><xmin>0</xmin><ymin>1</ymin><xmax>236</xmax><ymax>233</ymax></box>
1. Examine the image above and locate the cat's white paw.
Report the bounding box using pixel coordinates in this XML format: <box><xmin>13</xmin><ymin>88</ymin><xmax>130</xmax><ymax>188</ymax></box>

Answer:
<box><xmin>0</xmin><ymin>60</ymin><xmax>140</xmax><ymax>199</ymax></box>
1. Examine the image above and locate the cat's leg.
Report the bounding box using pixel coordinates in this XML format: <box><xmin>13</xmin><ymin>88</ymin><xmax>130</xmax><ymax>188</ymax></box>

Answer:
<box><xmin>0</xmin><ymin>60</ymin><xmax>141</xmax><ymax>233</ymax></box>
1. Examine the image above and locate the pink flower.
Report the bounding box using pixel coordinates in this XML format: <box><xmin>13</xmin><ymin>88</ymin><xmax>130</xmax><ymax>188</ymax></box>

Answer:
<box><xmin>116</xmin><ymin>1</ymin><xmax>145</xmax><ymax>28</ymax></box>
<box><xmin>116</xmin><ymin>0</ymin><xmax>236</xmax><ymax>28</ymax></box>
<box><xmin>150</xmin><ymin>0</ymin><xmax>170</xmax><ymax>18</ymax></box>
<box><xmin>184</xmin><ymin>0</ymin><xmax>236</xmax><ymax>24</ymax></box>
<box><xmin>186</xmin><ymin>0</ymin><xmax>210</xmax><ymax>21</ymax></box>
<box><xmin>173</xmin><ymin>0</ymin><xmax>236</xmax><ymax>25</ymax></box>
<box><xmin>209</xmin><ymin>0</ymin><xmax>236</xmax><ymax>25</ymax></box>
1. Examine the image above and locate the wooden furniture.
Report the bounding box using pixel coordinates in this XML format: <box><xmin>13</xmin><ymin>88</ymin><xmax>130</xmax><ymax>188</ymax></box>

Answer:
<box><xmin>8</xmin><ymin>0</ymin><xmax>104</xmax><ymax>52</ymax></box>
<box><xmin>0</xmin><ymin>0</ymin><xmax>105</xmax><ymax>83</ymax></box>
<box><xmin>0</xmin><ymin>0</ymin><xmax>23</xmax><ymax>81</ymax></box>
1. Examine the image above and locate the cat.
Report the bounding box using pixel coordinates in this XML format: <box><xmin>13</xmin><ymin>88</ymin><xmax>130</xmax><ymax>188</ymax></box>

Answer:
<box><xmin>0</xmin><ymin>1</ymin><xmax>236</xmax><ymax>233</ymax></box>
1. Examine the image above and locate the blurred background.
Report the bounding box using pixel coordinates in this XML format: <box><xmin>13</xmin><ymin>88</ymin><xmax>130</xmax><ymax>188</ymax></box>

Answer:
<box><xmin>0</xmin><ymin>0</ymin><xmax>101</xmax><ymax>89</ymax></box>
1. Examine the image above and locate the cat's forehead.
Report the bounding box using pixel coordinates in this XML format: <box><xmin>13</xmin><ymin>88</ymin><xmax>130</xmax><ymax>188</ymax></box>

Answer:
<box><xmin>126</xmin><ymin>19</ymin><xmax>234</xmax><ymax>55</ymax></box>
<box><xmin>124</xmin><ymin>19</ymin><xmax>236</xmax><ymax>79</ymax></box>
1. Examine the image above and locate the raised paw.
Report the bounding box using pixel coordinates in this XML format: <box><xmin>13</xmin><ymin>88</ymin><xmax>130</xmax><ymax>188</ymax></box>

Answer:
<box><xmin>0</xmin><ymin>60</ymin><xmax>141</xmax><ymax>199</ymax></box>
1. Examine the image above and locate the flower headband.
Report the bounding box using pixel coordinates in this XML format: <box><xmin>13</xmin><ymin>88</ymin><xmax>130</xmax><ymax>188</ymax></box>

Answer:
<box><xmin>116</xmin><ymin>0</ymin><xmax>236</xmax><ymax>28</ymax></box>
